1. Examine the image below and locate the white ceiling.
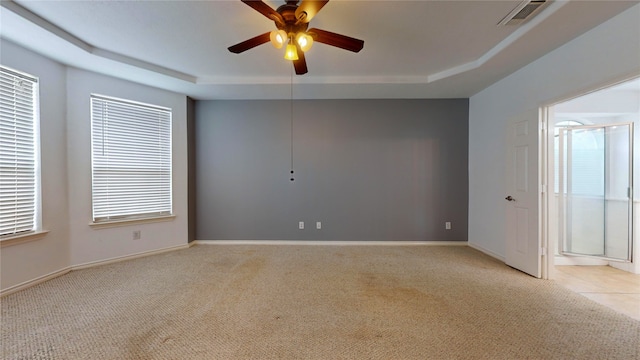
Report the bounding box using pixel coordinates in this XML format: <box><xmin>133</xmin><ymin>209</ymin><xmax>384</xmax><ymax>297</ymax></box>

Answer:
<box><xmin>1</xmin><ymin>0</ymin><xmax>637</xmax><ymax>100</ymax></box>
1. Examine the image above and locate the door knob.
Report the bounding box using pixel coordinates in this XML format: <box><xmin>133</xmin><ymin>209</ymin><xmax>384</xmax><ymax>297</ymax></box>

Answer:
<box><xmin>505</xmin><ymin>195</ymin><xmax>515</xmax><ymax>202</ymax></box>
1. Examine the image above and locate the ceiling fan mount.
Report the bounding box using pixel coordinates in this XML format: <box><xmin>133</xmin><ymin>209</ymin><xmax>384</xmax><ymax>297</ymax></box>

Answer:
<box><xmin>272</xmin><ymin>2</ymin><xmax>309</xmax><ymax>35</ymax></box>
<box><xmin>228</xmin><ymin>0</ymin><xmax>365</xmax><ymax>75</ymax></box>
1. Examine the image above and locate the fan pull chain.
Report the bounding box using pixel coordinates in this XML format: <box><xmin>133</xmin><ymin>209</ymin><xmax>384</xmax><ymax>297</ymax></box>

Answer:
<box><xmin>290</xmin><ymin>68</ymin><xmax>295</xmax><ymax>182</ymax></box>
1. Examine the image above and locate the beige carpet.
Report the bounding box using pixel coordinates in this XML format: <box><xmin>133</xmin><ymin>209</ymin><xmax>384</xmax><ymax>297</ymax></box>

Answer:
<box><xmin>2</xmin><ymin>245</ymin><xmax>639</xmax><ymax>359</ymax></box>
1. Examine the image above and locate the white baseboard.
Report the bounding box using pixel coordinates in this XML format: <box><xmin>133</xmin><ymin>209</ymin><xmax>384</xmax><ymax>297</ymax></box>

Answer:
<box><xmin>1</xmin><ymin>267</ymin><xmax>71</xmax><ymax>297</ymax></box>
<box><xmin>193</xmin><ymin>240</ymin><xmax>468</xmax><ymax>246</ymax></box>
<box><xmin>468</xmin><ymin>242</ymin><xmax>506</xmax><ymax>262</ymax></box>
<box><xmin>72</xmin><ymin>243</ymin><xmax>190</xmax><ymax>271</ymax></box>
<box><xmin>2</xmin><ymin>244</ymin><xmax>190</xmax><ymax>297</ymax></box>
<box><xmin>1</xmin><ymin>241</ymin><xmax>470</xmax><ymax>297</ymax></box>
<box><xmin>609</xmin><ymin>261</ymin><xmax>639</xmax><ymax>274</ymax></box>
<box><xmin>554</xmin><ymin>255</ymin><xmax>608</xmax><ymax>266</ymax></box>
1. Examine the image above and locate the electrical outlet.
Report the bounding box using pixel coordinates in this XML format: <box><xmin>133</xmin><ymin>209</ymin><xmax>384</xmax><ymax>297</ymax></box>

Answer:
<box><xmin>316</xmin><ymin>221</ymin><xmax>321</xmax><ymax>230</ymax></box>
<box><xmin>445</xmin><ymin>222</ymin><xmax>451</xmax><ymax>230</ymax></box>
<box><xmin>298</xmin><ymin>221</ymin><xmax>304</xmax><ymax>230</ymax></box>
<box><xmin>133</xmin><ymin>230</ymin><xmax>141</xmax><ymax>240</ymax></box>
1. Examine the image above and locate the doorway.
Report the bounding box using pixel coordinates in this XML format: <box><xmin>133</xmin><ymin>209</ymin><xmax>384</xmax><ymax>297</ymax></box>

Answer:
<box><xmin>549</xmin><ymin>77</ymin><xmax>639</xmax><ymax>273</ymax></box>
<box><xmin>546</xmin><ymin>77</ymin><xmax>640</xmax><ymax>315</ymax></box>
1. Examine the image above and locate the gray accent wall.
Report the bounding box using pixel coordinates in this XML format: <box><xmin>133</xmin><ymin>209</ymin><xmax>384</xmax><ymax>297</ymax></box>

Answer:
<box><xmin>195</xmin><ymin>99</ymin><xmax>468</xmax><ymax>241</ymax></box>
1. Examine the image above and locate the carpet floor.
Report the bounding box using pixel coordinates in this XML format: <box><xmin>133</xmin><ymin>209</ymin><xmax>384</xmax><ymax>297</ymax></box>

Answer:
<box><xmin>2</xmin><ymin>245</ymin><xmax>639</xmax><ymax>359</ymax></box>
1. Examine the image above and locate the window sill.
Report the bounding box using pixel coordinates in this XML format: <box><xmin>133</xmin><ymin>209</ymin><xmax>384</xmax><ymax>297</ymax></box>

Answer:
<box><xmin>89</xmin><ymin>215</ymin><xmax>176</xmax><ymax>230</ymax></box>
<box><xmin>1</xmin><ymin>230</ymin><xmax>50</xmax><ymax>248</ymax></box>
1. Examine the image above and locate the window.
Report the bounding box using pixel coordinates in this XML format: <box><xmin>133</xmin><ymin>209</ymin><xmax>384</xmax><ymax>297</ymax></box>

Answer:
<box><xmin>0</xmin><ymin>66</ymin><xmax>40</xmax><ymax>238</ymax></box>
<box><xmin>91</xmin><ymin>95</ymin><xmax>172</xmax><ymax>223</ymax></box>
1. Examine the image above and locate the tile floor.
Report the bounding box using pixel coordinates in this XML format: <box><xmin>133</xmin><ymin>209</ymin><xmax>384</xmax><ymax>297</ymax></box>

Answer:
<box><xmin>554</xmin><ymin>265</ymin><xmax>640</xmax><ymax>321</ymax></box>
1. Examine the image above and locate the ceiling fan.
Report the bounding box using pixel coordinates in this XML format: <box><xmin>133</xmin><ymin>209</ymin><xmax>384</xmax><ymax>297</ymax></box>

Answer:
<box><xmin>228</xmin><ymin>0</ymin><xmax>364</xmax><ymax>75</ymax></box>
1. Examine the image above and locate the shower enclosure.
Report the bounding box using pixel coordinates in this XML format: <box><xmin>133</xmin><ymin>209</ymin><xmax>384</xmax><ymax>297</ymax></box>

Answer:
<box><xmin>558</xmin><ymin>123</ymin><xmax>633</xmax><ymax>262</ymax></box>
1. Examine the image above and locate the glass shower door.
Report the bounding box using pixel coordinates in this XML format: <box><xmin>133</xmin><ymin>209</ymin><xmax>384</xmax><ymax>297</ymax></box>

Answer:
<box><xmin>558</xmin><ymin>123</ymin><xmax>633</xmax><ymax>262</ymax></box>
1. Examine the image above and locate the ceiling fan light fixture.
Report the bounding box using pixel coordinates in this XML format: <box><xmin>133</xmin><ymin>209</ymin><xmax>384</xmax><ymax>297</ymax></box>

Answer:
<box><xmin>229</xmin><ymin>0</ymin><xmax>364</xmax><ymax>74</ymax></box>
<box><xmin>270</xmin><ymin>30</ymin><xmax>288</xmax><ymax>49</ymax></box>
<box><xmin>284</xmin><ymin>40</ymin><xmax>299</xmax><ymax>61</ymax></box>
<box><xmin>295</xmin><ymin>32</ymin><xmax>313</xmax><ymax>52</ymax></box>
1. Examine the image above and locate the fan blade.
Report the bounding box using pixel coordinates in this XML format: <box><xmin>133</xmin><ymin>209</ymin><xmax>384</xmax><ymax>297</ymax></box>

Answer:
<box><xmin>293</xmin><ymin>45</ymin><xmax>308</xmax><ymax>75</ymax></box>
<box><xmin>228</xmin><ymin>32</ymin><xmax>271</xmax><ymax>54</ymax></box>
<box><xmin>295</xmin><ymin>0</ymin><xmax>329</xmax><ymax>23</ymax></box>
<box><xmin>308</xmin><ymin>28</ymin><xmax>364</xmax><ymax>53</ymax></box>
<box><xmin>241</xmin><ymin>0</ymin><xmax>285</xmax><ymax>24</ymax></box>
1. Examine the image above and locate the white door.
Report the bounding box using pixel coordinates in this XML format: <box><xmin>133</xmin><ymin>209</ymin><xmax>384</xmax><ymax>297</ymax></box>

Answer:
<box><xmin>505</xmin><ymin>109</ymin><xmax>542</xmax><ymax>278</ymax></box>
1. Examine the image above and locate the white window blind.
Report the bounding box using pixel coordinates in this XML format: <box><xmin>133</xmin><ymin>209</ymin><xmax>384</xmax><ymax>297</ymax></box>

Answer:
<box><xmin>91</xmin><ymin>95</ymin><xmax>172</xmax><ymax>222</ymax></box>
<box><xmin>0</xmin><ymin>66</ymin><xmax>39</xmax><ymax>237</ymax></box>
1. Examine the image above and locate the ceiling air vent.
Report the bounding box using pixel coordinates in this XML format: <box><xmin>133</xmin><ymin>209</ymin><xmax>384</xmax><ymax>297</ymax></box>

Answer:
<box><xmin>498</xmin><ymin>0</ymin><xmax>548</xmax><ymax>26</ymax></box>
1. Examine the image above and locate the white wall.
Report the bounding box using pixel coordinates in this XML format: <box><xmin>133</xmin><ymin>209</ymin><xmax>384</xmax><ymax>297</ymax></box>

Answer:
<box><xmin>1</xmin><ymin>40</ymin><xmax>189</xmax><ymax>293</ymax></box>
<box><xmin>468</xmin><ymin>5</ymin><xmax>640</xmax><ymax>260</ymax></box>
<box><xmin>66</xmin><ymin>68</ymin><xmax>189</xmax><ymax>266</ymax></box>
<box><xmin>1</xmin><ymin>40</ymin><xmax>71</xmax><ymax>291</ymax></box>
